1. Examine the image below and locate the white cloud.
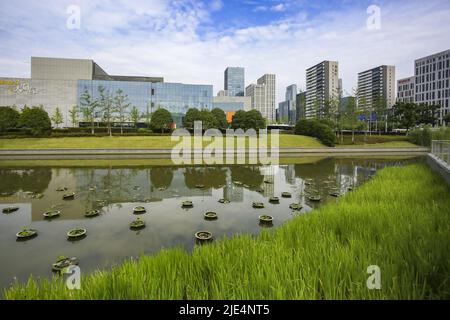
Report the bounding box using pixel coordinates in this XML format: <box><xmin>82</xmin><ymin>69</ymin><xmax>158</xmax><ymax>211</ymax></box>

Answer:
<box><xmin>272</xmin><ymin>4</ymin><xmax>286</xmax><ymax>12</ymax></box>
<box><xmin>0</xmin><ymin>0</ymin><xmax>449</xmax><ymax>104</ymax></box>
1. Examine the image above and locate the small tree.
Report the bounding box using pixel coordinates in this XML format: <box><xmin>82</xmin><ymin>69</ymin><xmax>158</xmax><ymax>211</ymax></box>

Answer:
<box><xmin>444</xmin><ymin>113</ymin><xmax>450</xmax><ymax>126</ymax></box>
<box><xmin>130</xmin><ymin>106</ymin><xmax>141</xmax><ymax>128</ymax></box>
<box><xmin>150</xmin><ymin>108</ymin><xmax>173</xmax><ymax>133</ymax></box>
<box><xmin>244</xmin><ymin>110</ymin><xmax>266</xmax><ymax>130</ymax></box>
<box><xmin>51</xmin><ymin>107</ymin><xmax>64</xmax><ymax>128</ymax></box>
<box><xmin>183</xmin><ymin>108</ymin><xmax>200</xmax><ymax>130</ymax></box>
<box><xmin>69</xmin><ymin>106</ymin><xmax>79</xmax><ymax>128</ymax></box>
<box><xmin>0</xmin><ymin>106</ymin><xmax>20</xmax><ymax>132</ymax></box>
<box><xmin>211</xmin><ymin>108</ymin><xmax>228</xmax><ymax>130</ymax></box>
<box><xmin>114</xmin><ymin>89</ymin><xmax>131</xmax><ymax>134</ymax></box>
<box><xmin>98</xmin><ymin>86</ymin><xmax>114</xmax><ymax>136</ymax></box>
<box><xmin>79</xmin><ymin>87</ymin><xmax>99</xmax><ymax>134</ymax></box>
<box><xmin>231</xmin><ymin>110</ymin><xmax>247</xmax><ymax>130</ymax></box>
<box><xmin>18</xmin><ymin>106</ymin><xmax>52</xmax><ymax>136</ymax></box>
<box><xmin>199</xmin><ymin>109</ymin><xmax>215</xmax><ymax>130</ymax></box>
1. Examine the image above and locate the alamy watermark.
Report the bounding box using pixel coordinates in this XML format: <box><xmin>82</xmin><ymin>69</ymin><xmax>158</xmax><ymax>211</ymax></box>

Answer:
<box><xmin>66</xmin><ymin>5</ymin><xmax>81</xmax><ymax>30</ymax></box>
<box><xmin>367</xmin><ymin>5</ymin><xmax>381</xmax><ymax>31</ymax></box>
<box><xmin>64</xmin><ymin>265</ymin><xmax>81</xmax><ymax>290</ymax></box>
<box><xmin>171</xmin><ymin>121</ymin><xmax>280</xmax><ymax>168</ymax></box>
<box><xmin>366</xmin><ymin>265</ymin><xmax>381</xmax><ymax>290</ymax></box>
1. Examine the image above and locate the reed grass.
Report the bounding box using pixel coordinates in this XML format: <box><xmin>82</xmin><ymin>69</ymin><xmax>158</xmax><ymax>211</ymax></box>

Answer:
<box><xmin>4</xmin><ymin>164</ymin><xmax>449</xmax><ymax>300</ymax></box>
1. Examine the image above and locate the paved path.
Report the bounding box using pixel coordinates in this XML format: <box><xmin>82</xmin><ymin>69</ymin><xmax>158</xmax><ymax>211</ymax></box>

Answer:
<box><xmin>0</xmin><ymin>147</ymin><xmax>430</xmax><ymax>160</ymax></box>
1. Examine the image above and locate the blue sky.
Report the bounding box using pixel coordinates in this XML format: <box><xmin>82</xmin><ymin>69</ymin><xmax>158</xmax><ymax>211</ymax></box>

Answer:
<box><xmin>1</xmin><ymin>0</ymin><xmax>449</xmax><ymax>103</ymax></box>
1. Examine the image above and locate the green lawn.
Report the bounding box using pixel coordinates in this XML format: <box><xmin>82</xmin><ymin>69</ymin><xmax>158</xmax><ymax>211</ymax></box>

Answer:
<box><xmin>4</xmin><ymin>164</ymin><xmax>449</xmax><ymax>300</ymax></box>
<box><xmin>337</xmin><ymin>141</ymin><xmax>419</xmax><ymax>148</ymax></box>
<box><xmin>0</xmin><ymin>135</ymin><xmax>324</xmax><ymax>149</ymax></box>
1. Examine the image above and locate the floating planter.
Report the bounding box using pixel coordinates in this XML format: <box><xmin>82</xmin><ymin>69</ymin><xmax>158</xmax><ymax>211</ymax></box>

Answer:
<box><xmin>85</xmin><ymin>210</ymin><xmax>100</xmax><ymax>218</ymax></box>
<box><xmin>308</xmin><ymin>195</ymin><xmax>322</xmax><ymax>202</ymax></box>
<box><xmin>264</xmin><ymin>180</ymin><xmax>273</xmax><ymax>184</ymax></box>
<box><xmin>281</xmin><ymin>192</ymin><xmax>292</xmax><ymax>198</ymax></box>
<box><xmin>63</xmin><ymin>193</ymin><xmax>76</xmax><ymax>200</ymax></box>
<box><xmin>243</xmin><ymin>184</ymin><xmax>250</xmax><ymax>188</ymax></box>
<box><xmin>0</xmin><ymin>192</ymin><xmax>14</xmax><ymax>197</ymax></box>
<box><xmin>182</xmin><ymin>201</ymin><xmax>194</xmax><ymax>208</ymax></box>
<box><xmin>130</xmin><ymin>218</ymin><xmax>146</xmax><ymax>229</ymax></box>
<box><xmin>195</xmin><ymin>184</ymin><xmax>205</xmax><ymax>189</ymax></box>
<box><xmin>43</xmin><ymin>210</ymin><xmax>61</xmax><ymax>219</ymax></box>
<box><xmin>56</xmin><ymin>187</ymin><xmax>68</xmax><ymax>192</ymax></box>
<box><xmin>259</xmin><ymin>215</ymin><xmax>274</xmax><ymax>224</ymax></box>
<box><xmin>204</xmin><ymin>212</ymin><xmax>218</xmax><ymax>220</ymax></box>
<box><xmin>269</xmin><ymin>197</ymin><xmax>280</xmax><ymax>204</ymax></box>
<box><xmin>16</xmin><ymin>228</ymin><xmax>38</xmax><ymax>240</ymax></box>
<box><xmin>52</xmin><ymin>256</ymin><xmax>78</xmax><ymax>273</ymax></box>
<box><xmin>218</xmin><ymin>199</ymin><xmax>230</xmax><ymax>204</ymax></box>
<box><xmin>67</xmin><ymin>228</ymin><xmax>87</xmax><ymax>239</ymax></box>
<box><xmin>329</xmin><ymin>191</ymin><xmax>341</xmax><ymax>197</ymax></box>
<box><xmin>289</xmin><ymin>203</ymin><xmax>303</xmax><ymax>211</ymax></box>
<box><xmin>2</xmin><ymin>206</ymin><xmax>19</xmax><ymax>214</ymax></box>
<box><xmin>32</xmin><ymin>193</ymin><xmax>44</xmax><ymax>199</ymax></box>
<box><xmin>252</xmin><ymin>202</ymin><xmax>265</xmax><ymax>209</ymax></box>
<box><xmin>195</xmin><ymin>231</ymin><xmax>213</xmax><ymax>242</ymax></box>
<box><xmin>133</xmin><ymin>206</ymin><xmax>147</xmax><ymax>214</ymax></box>
<box><xmin>234</xmin><ymin>181</ymin><xmax>243</xmax><ymax>186</ymax></box>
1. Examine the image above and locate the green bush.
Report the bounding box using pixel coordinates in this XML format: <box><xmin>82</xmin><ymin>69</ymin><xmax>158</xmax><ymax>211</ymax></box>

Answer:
<box><xmin>0</xmin><ymin>107</ymin><xmax>20</xmax><ymax>132</ymax></box>
<box><xmin>137</xmin><ymin>128</ymin><xmax>153</xmax><ymax>134</ymax></box>
<box><xmin>408</xmin><ymin>126</ymin><xmax>450</xmax><ymax>146</ymax></box>
<box><xmin>18</xmin><ymin>106</ymin><xmax>52</xmax><ymax>136</ymax></box>
<box><xmin>294</xmin><ymin>119</ymin><xmax>336</xmax><ymax>147</ymax></box>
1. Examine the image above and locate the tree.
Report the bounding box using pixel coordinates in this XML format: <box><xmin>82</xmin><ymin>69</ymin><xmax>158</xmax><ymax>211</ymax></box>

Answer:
<box><xmin>294</xmin><ymin>119</ymin><xmax>335</xmax><ymax>147</ymax></box>
<box><xmin>98</xmin><ymin>86</ymin><xmax>114</xmax><ymax>136</ymax></box>
<box><xmin>341</xmin><ymin>96</ymin><xmax>359</xmax><ymax>143</ymax></box>
<box><xmin>18</xmin><ymin>106</ymin><xmax>52</xmax><ymax>136</ymax></box>
<box><xmin>245</xmin><ymin>110</ymin><xmax>266</xmax><ymax>130</ymax></box>
<box><xmin>199</xmin><ymin>109</ymin><xmax>216</xmax><ymax>130</ymax></box>
<box><xmin>445</xmin><ymin>113</ymin><xmax>450</xmax><ymax>126</ymax></box>
<box><xmin>130</xmin><ymin>106</ymin><xmax>141</xmax><ymax>127</ymax></box>
<box><xmin>114</xmin><ymin>89</ymin><xmax>131</xmax><ymax>134</ymax></box>
<box><xmin>231</xmin><ymin>110</ymin><xmax>247</xmax><ymax>129</ymax></box>
<box><xmin>69</xmin><ymin>106</ymin><xmax>79</xmax><ymax>128</ymax></box>
<box><xmin>418</xmin><ymin>103</ymin><xmax>439</xmax><ymax>126</ymax></box>
<box><xmin>0</xmin><ymin>106</ymin><xmax>20</xmax><ymax>132</ymax></box>
<box><xmin>51</xmin><ymin>107</ymin><xmax>64</xmax><ymax>128</ymax></box>
<box><xmin>150</xmin><ymin>108</ymin><xmax>173</xmax><ymax>133</ymax></box>
<box><xmin>211</xmin><ymin>108</ymin><xmax>228</xmax><ymax>130</ymax></box>
<box><xmin>183</xmin><ymin>108</ymin><xmax>200</xmax><ymax>130</ymax></box>
<box><xmin>391</xmin><ymin>102</ymin><xmax>439</xmax><ymax>131</ymax></box>
<box><xmin>79</xmin><ymin>87</ymin><xmax>99</xmax><ymax>134</ymax></box>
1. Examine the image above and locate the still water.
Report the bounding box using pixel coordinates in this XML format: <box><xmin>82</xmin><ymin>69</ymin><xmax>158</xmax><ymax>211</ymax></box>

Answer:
<box><xmin>0</xmin><ymin>157</ymin><xmax>419</xmax><ymax>289</ymax></box>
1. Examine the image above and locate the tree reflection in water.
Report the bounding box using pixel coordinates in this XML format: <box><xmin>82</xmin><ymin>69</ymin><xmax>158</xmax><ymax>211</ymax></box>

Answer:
<box><xmin>184</xmin><ymin>167</ymin><xmax>227</xmax><ymax>189</ymax></box>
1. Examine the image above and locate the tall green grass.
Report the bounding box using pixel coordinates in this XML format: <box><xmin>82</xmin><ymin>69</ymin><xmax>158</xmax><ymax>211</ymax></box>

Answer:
<box><xmin>4</xmin><ymin>164</ymin><xmax>450</xmax><ymax>300</ymax></box>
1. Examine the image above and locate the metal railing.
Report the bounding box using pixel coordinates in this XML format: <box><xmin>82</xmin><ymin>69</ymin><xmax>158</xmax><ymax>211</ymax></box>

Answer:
<box><xmin>431</xmin><ymin>140</ymin><xmax>450</xmax><ymax>166</ymax></box>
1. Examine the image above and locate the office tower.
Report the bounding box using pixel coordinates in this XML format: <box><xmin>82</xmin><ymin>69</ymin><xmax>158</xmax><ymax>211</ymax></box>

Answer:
<box><xmin>397</xmin><ymin>76</ymin><xmax>415</xmax><ymax>103</ymax></box>
<box><xmin>224</xmin><ymin>67</ymin><xmax>245</xmax><ymax>97</ymax></box>
<box><xmin>246</xmin><ymin>74</ymin><xmax>276</xmax><ymax>121</ymax></box>
<box><xmin>357</xmin><ymin>65</ymin><xmax>396</xmax><ymax>110</ymax></box>
<box><xmin>414</xmin><ymin>49</ymin><xmax>450</xmax><ymax>124</ymax></box>
<box><xmin>305</xmin><ymin>61</ymin><xmax>339</xmax><ymax>119</ymax></box>
<box><xmin>278</xmin><ymin>84</ymin><xmax>297</xmax><ymax>124</ymax></box>
<box><xmin>296</xmin><ymin>91</ymin><xmax>307</xmax><ymax>121</ymax></box>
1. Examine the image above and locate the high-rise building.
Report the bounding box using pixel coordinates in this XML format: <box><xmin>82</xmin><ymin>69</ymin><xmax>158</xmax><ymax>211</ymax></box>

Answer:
<box><xmin>397</xmin><ymin>76</ymin><xmax>415</xmax><ymax>103</ymax></box>
<box><xmin>224</xmin><ymin>67</ymin><xmax>245</xmax><ymax>97</ymax></box>
<box><xmin>357</xmin><ymin>65</ymin><xmax>396</xmax><ymax>110</ymax></box>
<box><xmin>296</xmin><ymin>91</ymin><xmax>307</xmax><ymax>121</ymax></box>
<box><xmin>305</xmin><ymin>61</ymin><xmax>339</xmax><ymax>119</ymax></box>
<box><xmin>246</xmin><ymin>74</ymin><xmax>276</xmax><ymax>121</ymax></box>
<box><xmin>414</xmin><ymin>49</ymin><xmax>450</xmax><ymax>124</ymax></box>
<box><xmin>277</xmin><ymin>84</ymin><xmax>297</xmax><ymax>124</ymax></box>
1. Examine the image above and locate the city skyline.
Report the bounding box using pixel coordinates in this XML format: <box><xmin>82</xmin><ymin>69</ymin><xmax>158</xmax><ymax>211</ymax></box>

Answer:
<box><xmin>1</xmin><ymin>0</ymin><xmax>450</xmax><ymax>104</ymax></box>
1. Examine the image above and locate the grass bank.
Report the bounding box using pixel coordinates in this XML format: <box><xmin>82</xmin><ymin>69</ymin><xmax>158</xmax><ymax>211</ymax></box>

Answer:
<box><xmin>4</xmin><ymin>164</ymin><xmax>449</xmax><ymax>300</ymax></box>
<box><xmin>0</xmin><ymin>135</ymin><xmax>324</xmax><ymax>149</ymax></box>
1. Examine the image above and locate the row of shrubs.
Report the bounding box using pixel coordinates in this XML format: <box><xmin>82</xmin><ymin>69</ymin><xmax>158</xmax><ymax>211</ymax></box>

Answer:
<box><xmin>408</xmin><ymin>126</ymin><xmax>450</xmax><ymax>147</ymax></box>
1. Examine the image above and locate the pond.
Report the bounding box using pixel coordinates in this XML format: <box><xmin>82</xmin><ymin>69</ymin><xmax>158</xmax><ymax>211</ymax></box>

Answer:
<box><xmin>0</xmin><ymin>157</ymin><xmax>421</xmax><ymax>289</ymax></box>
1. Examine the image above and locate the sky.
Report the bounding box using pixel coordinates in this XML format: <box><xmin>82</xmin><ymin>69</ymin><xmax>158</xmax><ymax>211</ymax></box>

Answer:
<box><xmin>0</xmin><ymin>0</ymin><xmax>449</xmax><ymax>104</ymax></box>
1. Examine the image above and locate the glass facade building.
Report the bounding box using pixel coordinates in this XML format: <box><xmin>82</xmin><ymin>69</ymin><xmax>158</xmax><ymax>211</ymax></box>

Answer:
<box><xmin>77</xmin><ymin>80</ymin><xmax>213</xmax><ymax>128</ymax></box>
<box><xmin>224</xmin><ymin>67</ymin><xmax>245</xmax><ymax>97</ymax></box>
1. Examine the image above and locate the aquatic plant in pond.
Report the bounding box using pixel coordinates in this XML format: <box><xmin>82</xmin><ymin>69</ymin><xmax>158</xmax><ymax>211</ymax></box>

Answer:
<box><xmin>52</xmin><ymin>256</ymin><xmax>78</xmax><ymax>273</ymax></box>
<box><xmin>195</xmin><ymin>231</ymin><xmax>213</xmax><ymax>242</ymax></box>
<box><xmin>16</xmin><ymin>228</ymin><xmax>38</xmax><ymax>240</ymax></box>
<box><xmin>2</xmin><ymin>206</ymin><xmax>19</xmax><ymax>214</ymax></box>
<box><xmin>204</xmin><ymin>212</ymin><xmax>218</xmax><ymax>220</ymax></box>
<box><xmin>130</xmin><ymin>218</ymin><xmax>145</xmax><ymax>230</ymax></box>
<box><xmin>133</xmin><ymin>206</ymin><xmax>146</xmax><ymax>214</ymax></box>
<box><xmin>43</xmin><ymin>210</ymin><xmax>61</xmax><ymax>219</ymax></box>
<box><xmin>252</xmin><ymin>202</ymin><xmax>265</xmax><ymax>209</ymax></box>
<box><xmin>85</xmin><ymin>210</ymin><xmax>100</xmax><ymax>218</ymax></box>
<box><xmin>67</xmin><ymin>228</ymin><xmax>87</xmax><ymax>239</ymax></box>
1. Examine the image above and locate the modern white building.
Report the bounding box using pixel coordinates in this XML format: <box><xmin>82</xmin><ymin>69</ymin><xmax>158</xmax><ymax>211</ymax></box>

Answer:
<box><xmin>397</xmin><ymin>76</ymin><xmax>415</xmax><ymax>103</ymax></box>
<box><xmin>357</xmin><ymin>65</ymin><xmax>396</xmax><ymax>110</ymax></box>
<box><xmin>414</xmin><ymin>49</ymin><xmax>450</xmax><ymax>124</ymax></box>
<box><xmin>246</xmin><ymin>74</ymin><xmax>276</xmax><ymax>121</ymax></box>
<box><xmin>305</xmin><ymin>61</ymin><xmax>339</xmax><ymax>119</ymax></box>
